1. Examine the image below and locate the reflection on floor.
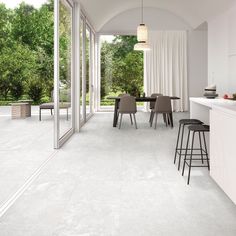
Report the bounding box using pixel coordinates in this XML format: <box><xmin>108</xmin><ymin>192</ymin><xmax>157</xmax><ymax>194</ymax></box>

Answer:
<box><xmin>0</xmin><ymin>112</ymin><xmax>236</xmax><ymax>236</ymax></box>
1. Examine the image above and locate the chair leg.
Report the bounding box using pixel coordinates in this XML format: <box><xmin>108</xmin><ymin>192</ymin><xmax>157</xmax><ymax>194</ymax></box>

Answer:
<box><xmin>174</xmin><ymin>123</ymin><xmax>182</xmax><ymax>164</ymax></box>
<box><xmin>167</xmin><ymin>113</ymin><xmax>172</xmax><ymax>127</ymax></box>
<box><xmin>119</xmin><ymin>114</ymin><xmax>123</xmax><ymax>129</ymax></box>
<box><xmin>130</xmin><ymin>114</ymin><xmax>133</xmax><ymax>125</ymax></box>
<box><xmin>133</xmin><ymin>114</ymin><xmax>138</xmax><ymax>129</ymax></box>
<box><xmin>155</xmin><ymin>113</ymin><xmax>158</xmax><ymax>129</ymax></box>
<box><xmin>163</xmin><ymin>113</ymin><xmax>168</xmax><ymax>127</ymax></box>
<box><xmin>163</xmin><ymin>114</ymin><xmax>167</xmax><ymax>126</ymax></box>
<box><xmin>167</xmin><ymin>114</ymin><xmax>170</xmax><ymax>125</ymax></box>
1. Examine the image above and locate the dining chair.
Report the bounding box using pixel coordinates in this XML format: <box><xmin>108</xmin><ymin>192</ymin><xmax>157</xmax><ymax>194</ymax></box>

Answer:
<box><xmin>151</xmin><ymin>96</ymin><xmax>173</xmax><ymax>129</ymax></box>
<box><xmin>117</xmin><ymin>93</ymin><xmax>132</xmax><ymax>125</ymax></box>
<box><xmin>118</xmin><ymin>96</ymin><xmax>137</xmax><ymax>129</ymax></box>
<box><xmin>149</xmin><ymin>93</ymin><xmax>163</xmax><ymax>123</ymax></box>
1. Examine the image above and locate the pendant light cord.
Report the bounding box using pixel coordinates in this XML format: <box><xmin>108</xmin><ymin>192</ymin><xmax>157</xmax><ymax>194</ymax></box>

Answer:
<box><xmin>141</xmin><ymin>0</ymin><xmax>143</xmax><ymax>23</ymax></box>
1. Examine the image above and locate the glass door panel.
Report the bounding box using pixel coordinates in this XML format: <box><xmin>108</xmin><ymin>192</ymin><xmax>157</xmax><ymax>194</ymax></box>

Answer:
<box><xmin>91</xmin><ymin>32</ymin><xmax>95</xmax><ymax>113</ymax></box>
<box><xmin>80</xmin><ymin>17</ymin><xmax>85</xmax><ymax>123</ymax></box>
<box><xmin>59</xmin><ymin>0</ymin><xmax>73</xmax><ymax>139</ymax></box>
<box><xmin>86</xmin><ymin>27</ymin><xmax>91</xmax><ymax>116</ymax></box>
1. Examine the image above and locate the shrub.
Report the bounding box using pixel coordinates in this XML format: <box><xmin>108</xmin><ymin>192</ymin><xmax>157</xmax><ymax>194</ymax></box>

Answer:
<box><xmin>40</xmin><ymin>95</ymin><xmax>50</xmax><ymax>103</ymax></box>
<box><xmin>27</xmin><ymin>79</ymin><xmax>43</xmax><ymax>103</ymax></box>
<box><xmin>10</xmin><ymin>79</ymin><xmax>24</xmax><ymax>100</ymax></box>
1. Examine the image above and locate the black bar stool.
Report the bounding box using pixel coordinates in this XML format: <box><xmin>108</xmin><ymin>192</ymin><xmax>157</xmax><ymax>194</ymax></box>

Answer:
<box><xmin>182</xmin><ymin>124</ymin><xmax>210</xmax><ymax>185</ymax></box>
<box><xmin>174</xmin><ymin>119</ymin><xmax>203</xmax><ymax>170</ymax></box>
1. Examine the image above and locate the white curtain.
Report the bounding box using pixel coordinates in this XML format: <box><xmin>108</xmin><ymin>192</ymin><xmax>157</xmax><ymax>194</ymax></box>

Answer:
<box><xmin>144</xmin><ymin>31</ymin><xmax>188</xmax><ymax>112</ymax></box>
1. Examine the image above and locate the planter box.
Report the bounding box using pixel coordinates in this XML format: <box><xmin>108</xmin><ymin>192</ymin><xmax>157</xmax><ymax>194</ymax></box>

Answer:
<box><xmin>11</xmin><ymin>103</ymin><xmax>31</xmax><ymax>119</ymax></box>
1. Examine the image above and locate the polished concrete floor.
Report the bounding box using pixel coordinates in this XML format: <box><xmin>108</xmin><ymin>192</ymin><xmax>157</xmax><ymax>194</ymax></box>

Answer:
<box><xmin>0</xmin><ymin>112</ymin><xmax>236</xmax><ymax>236</ymax></box>
<box><xmin>0</xmin><ymin>106</ymin><xmax>54</xmax><ymax>206</ymax></box>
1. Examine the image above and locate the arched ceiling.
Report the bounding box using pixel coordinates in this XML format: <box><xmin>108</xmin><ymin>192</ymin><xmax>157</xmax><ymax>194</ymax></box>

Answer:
<box><xmin>78</xmin><ymin>0</ymin><xmax>235</xmax><ymax>31</ymax></box>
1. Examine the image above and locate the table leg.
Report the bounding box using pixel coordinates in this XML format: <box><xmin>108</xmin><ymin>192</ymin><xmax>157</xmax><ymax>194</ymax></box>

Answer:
<box><xmin>39</xmin><ymin>108</ymin><xmax>41</xmax><ymax>121</ymax></box>
<box><xmin>170</xmin><ymin>113</ymin><xmax>174</xmax><ymax>128</ymax></box>
<box><xmin>113</xmin><ymin>99</ymin><xmax>119</xmax><ymax>127</ymax></box>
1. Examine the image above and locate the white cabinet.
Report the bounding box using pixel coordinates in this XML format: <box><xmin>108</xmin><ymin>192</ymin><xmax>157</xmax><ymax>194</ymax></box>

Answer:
<box><xmin>210</xmin><ymin>109</ymin><xmax>236</xmax><ymax>204</ymax></box>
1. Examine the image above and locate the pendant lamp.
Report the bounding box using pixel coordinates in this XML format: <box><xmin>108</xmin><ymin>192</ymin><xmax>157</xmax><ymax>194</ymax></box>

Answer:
<box><xmin>134</xmin><ymin>0</ymin><xmax>150</xmax><ymax>51</ymax></box>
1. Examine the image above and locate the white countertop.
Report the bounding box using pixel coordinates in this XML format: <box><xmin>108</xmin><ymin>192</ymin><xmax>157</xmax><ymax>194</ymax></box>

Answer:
<box><xmin>190</xmin><ymin>97</ymin><xmax>236</xmax><ymax>116</ymax></box>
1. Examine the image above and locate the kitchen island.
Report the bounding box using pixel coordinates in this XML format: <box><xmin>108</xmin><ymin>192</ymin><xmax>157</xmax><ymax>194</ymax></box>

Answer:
<box><xmin>190</xmin><ymin>97</ymin><xmax>236</xmax><ymax>204</ymax></box>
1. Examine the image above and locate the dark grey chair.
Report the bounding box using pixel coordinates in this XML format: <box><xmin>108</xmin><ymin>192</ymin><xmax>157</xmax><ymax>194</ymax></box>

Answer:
<box><xmin>118</xmin><ymin>96</ymin><xmax>137</xmax><ymax>129</ymax></box>
<box><xmin>151</xmin><ymin>96</ymin><xmax>173</xmax><ymax>129</ymax></box>
<box><xmin>149</xmin><ymin>93</ymin><xmax>163</xmax><ymax>123</ymax></box>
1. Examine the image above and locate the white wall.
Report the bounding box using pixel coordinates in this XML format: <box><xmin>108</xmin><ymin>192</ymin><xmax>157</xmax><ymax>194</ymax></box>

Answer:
<box><xmin>99</xmin><ymin>8</ymin><xmax>208</xmax><ymax>100</ymax></box>
<box><xmin>188</xmin><ymin>29</ymin><xmax>208</xmax><ymax>97</ymax></box>
<box><xmin>208</xmin><ymin>3</ymin><xmax>236</xmax><ymax>96</ymax></box>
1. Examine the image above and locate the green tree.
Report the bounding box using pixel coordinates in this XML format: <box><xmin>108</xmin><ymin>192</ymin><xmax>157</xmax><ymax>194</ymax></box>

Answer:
<box><xmin>0</xmin><ymin>43</ymin><xmax>37</xmax><ymax>100</ymax></box>
<box><xmin>100</xmin><ymin>35</ymin><xmax>144</xmax><ymax>97</ymax></box>
<box><xmin>112</xmin><ymin>51</ymin><xmax>143</xmax><ymax>96</ymax></box>
<box><xmin>11</xmin><ymin>1</ymin><xmax>54</xmax><ymax>97</ymax></box>
<box><xmin>113</xmin><ymin>35</ymin><xmax>139</xmax><ymax>59</ymax></box>
<box><xmin>100</xmin><ymin>41</ymin><xmax>114</xmax><ymax>98</ymax></box>
<box><xmin>0</xmin><ymin>4</ymin><xmax>13</xmax><ymax>50</ymax></box>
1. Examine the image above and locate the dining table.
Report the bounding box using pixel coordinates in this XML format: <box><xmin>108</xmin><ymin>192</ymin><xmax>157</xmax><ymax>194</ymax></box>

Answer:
<box><xmin>108</xmin><ymin>96</ymin><xmax>180</xmax><ymax>127</ymax></box>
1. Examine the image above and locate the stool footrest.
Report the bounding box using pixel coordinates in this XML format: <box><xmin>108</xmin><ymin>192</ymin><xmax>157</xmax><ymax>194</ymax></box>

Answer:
<box><xmin>185</xmin><ymin>163</ymin><xmax>210</xmax><ymax>168</ymax></box>
<box><xmin>176</xmin><ymin>149</ymin><xmax>207</xmax><ymax>155</ymax></box>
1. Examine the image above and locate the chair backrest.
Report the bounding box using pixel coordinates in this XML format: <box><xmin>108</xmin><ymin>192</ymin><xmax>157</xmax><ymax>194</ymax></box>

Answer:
<box><xmin>154</xmin><ymin>96</ymin><xmax>172</xmax><ymax>113</ymax></box>
<box><xmin>119</xmin><ymin>96</ymin><xmax>137</xmax><ymax>114</ymax></box>
<box><xmin>150</xmin><ymin>93</ymin><xmax>163</xmax><ymax>109</ymax></box>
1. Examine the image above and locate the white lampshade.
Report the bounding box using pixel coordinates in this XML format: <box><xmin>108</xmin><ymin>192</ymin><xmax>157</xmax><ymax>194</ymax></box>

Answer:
<box><xmin>137</xmin><ymin>24</ymin><xmax>148</xmax><ymax>42</ymax></box>
<box><xmin>134</xmin><ymin>42</ymin><xmax>151</xmax><ymax>51</ymax></box>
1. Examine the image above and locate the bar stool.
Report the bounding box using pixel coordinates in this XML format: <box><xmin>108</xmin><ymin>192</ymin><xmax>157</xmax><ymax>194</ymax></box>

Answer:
<box><xmin>174</xmin><ymin>119</ymin><xmax>203</xmax><ymax>170</ymax></box>
<box><xmin>182</xmin><ymin>124</ymin><xmax>210</xmax><ymax>185</ymax></box>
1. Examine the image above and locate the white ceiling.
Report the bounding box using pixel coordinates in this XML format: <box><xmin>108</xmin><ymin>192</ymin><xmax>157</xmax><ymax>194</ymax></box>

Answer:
<box><xmin>78</xmin><ymin>0</ymin><xmax>235</xmax><ymax>31</ymax></box>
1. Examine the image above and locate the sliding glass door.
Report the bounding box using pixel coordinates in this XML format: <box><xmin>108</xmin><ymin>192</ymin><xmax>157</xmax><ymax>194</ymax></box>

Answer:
<box><xmin>59</xmin><ymin>0</ymin><xmax>72</xmax><ymax>138</ymax></box>
<box><xmin>54</xmin><ymin>1</ymin><xmax>95</xmax><ymax>147</ymax></box>
<box><xmin>54</xmin><ymin>0</ymin><xmax>74</xmax><ymax>148</ymax></box>
<box><xmin>80</xmin><ymin>14</ymin><xmax>95</xmax><ymax>126</ymax></box>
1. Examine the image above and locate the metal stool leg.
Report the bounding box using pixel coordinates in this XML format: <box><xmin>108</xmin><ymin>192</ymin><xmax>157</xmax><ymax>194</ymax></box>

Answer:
<box><xmin>203</xmin><ymin>132</ymin><xmax>210</xmax><ymax>171</ymax></box>
<box><xmin>187</xmin><ymin>131</ymin><xmax>195</xmax><ymax>185</ymax></box>
<box><xmin>178</xmin><ymin>124</ymin><xmax>185</xmax><ymax>171</ymax></box>
<box><xmin>198</xmin><ymin>132</ymin><xmax>204</xmax><ymax>164</ymax></box>
<box><xmin>182</xmin><ymin>130</ymin><xmax>191</xmax><ymax>176</ymax></box>
<box><xmin>174</xmin><ymin>123</ymin><xmax>182</xmax><ymax>164</ymax></box>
